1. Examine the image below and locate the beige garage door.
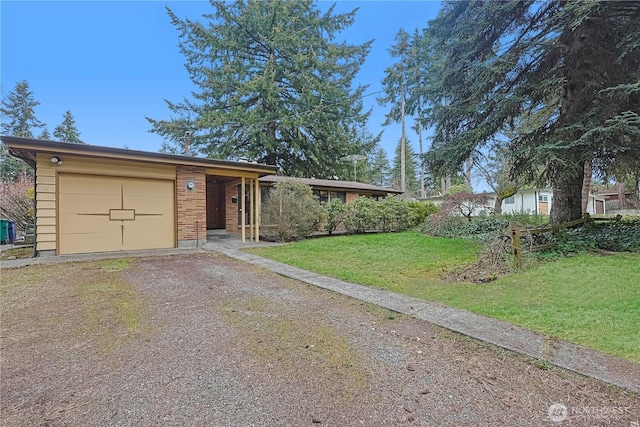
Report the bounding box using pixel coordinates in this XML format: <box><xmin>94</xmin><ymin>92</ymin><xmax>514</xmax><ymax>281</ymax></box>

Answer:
<box><xmin>58</xmin><ymin>174</ymin><xmax>175</xmax><ymax>254</ymax></box>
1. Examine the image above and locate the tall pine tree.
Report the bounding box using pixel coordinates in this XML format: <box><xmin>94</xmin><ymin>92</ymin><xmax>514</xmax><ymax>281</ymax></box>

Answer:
<box><xmin>421</xmin><ymin>1</ymin><xmax>640</xmax><ymax>223</ymax></box>
<box><xmin>390</xmin><ymin>138</ymin><xmax>419</xmax><ymax>197</ymax></box>
<box><xmin>148</xmin><ymin>0</ymin><xmax>376</xmax><ymax>178</ymax></box>
<box><xmin>53</xmin><ymin>111</ymin><xmax>84</xmax><ymax>144</ymax></box>
<box><xmin>366</xmin><ymin>147</ymin><xmax>391</xmax><ymax>188</ymax></box>
<box><xmin>1</xmin><ymin>80</ymin><xmax>45</xmax><ymax>180</ymax></box>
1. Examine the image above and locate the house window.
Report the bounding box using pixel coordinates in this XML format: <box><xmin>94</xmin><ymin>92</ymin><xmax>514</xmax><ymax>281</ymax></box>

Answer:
<box><xmin>313</xmin><ymin>190</ymin><xmax>329</xmax><ymax>203</ymax></box>
<box><xmin>313</xmin><ymin>190</ymin><xmax>345</xmax><ymax>203</ymax></box>
<box><xmin>361</xmin><ymin>193</ymin><xmax>385</xmax><ymax>201</ymax></box>
<box><xmin>504</xmin><ymin>195</ymin><xmax>515</xmax><ymax>204</ymax></box>
<box><xmin>330</xmin><ymin>191</ymin><xmax>346</xmax><ymax>203</ymax></box>
<box><xmin>538</xmin><ymin>195</ymin><xmax>549</xmax><ymax>202</ymax></box>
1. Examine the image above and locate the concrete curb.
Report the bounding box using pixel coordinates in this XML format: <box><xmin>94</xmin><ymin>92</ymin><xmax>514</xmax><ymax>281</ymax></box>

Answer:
<box><xmin>211</xmin><ymin>245</ymin><xmax>640</xmax><ymax>394</ymax></box>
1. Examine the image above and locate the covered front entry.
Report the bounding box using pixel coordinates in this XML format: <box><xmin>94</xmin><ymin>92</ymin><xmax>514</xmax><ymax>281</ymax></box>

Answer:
<box><xmin>58</xmin><ymin>173</ymin><xmax>175</xmax><ymax>254</ymax></box>
<box><xmin>206</xmin><ymin>177</ymin><xmax>226</xmax><ymax>230</ymax></box>
<box><xmin>203</xmin><ymin>172</ymin><xmax>262</xmax><ymax>242</ymax></box>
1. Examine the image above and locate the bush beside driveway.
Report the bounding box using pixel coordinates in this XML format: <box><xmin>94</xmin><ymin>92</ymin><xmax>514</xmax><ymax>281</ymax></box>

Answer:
<box><xmin>1</xmin><ymin>253</ymin><xmax>638</xmax><ymax>426</ymax></box>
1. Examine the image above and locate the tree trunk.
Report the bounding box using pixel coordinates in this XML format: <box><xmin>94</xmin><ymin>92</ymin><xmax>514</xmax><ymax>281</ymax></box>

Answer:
<box><xmin>550</xmin><ymin>165</ymin><xmax>584</xmax><ymax>224</ymax></box>
<box><xmin>493</xmin><ymin>197</ymin><xmax>503</xmax><ymax>215</ymax></box>
<box><xmin>618</xmin><ymin>183</ymin><xmax>626</xmax><ymax>208</ymax></box>
<box><xmin>581</xmin><ymin>160</ymin><xmax>592</xmax><ymax>213</ymax></box>
<box><xmin>552</xmin><ymin>14</ymin><xmax>597</xmax><ymax>223</ymax></box>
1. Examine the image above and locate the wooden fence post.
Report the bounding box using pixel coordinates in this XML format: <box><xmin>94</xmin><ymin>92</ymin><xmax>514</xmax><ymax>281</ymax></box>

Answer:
<box><xmin>509</xmin><ymin>222</ymin><xmax>522</xmax><ymax>269</ymax></box>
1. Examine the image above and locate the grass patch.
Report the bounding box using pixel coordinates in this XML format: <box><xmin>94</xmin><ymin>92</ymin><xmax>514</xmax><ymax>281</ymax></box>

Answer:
<box><xmin>1</xmin><ymin>260</ymin><xmax>148</xmax><ymax>354</ymax></box>
<box><xmin>436</xmin><ymin>253</ymin><xmax>640</xmax><ymax>362</ymax></box>
<box><xmin>99</xmin><ymin>258</ymin><xmax>131</xmax><ymax>272</ymax></box>
<box><xmin>247</xmin><ymin>232</ymin><xmax>640</xmax><ymax>362</ymax></box>
<box><xmin>77</xmin><ymin>261</ymin><xmax>147</xmax><ymax>352</ymax></box>
<box><xmin>1</xmin><ymin>246</ymin><xmax>33</xmax><ymax>260</ymax></box>
<box><xmin>247</xmin><ymin>231</ymin><xmax>479</xmax><ymax>294</ymax></box>
<box><xmin>221</xmin><ymin>296</ymin><xmax>368</xmax><ymax>394</ymax></box>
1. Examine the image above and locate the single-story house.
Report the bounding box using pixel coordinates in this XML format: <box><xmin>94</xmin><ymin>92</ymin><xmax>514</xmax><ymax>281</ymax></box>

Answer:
<box><xmin>501</xmin><ymin>189</ymin><xmax>555</xmax><ymax>215</ymax></box>
<box><xmin>421</xmin><ymin>188</ymin><xmax>606</xmax><ymax>216</ymax></box>
<box><xmin>596</xmin><ymin>184</ymin><xmax>631</xmax><ymax>203</ymax></box>
<box><xmin>595</xmin><ymin>184</ymin><xmax>638</xmax><ymax>212</ymax></box>
<box><xmin>2</xmin><ymin>136</ymin><xmax>402</xmax><ymax>256</ymax></box>
<box><xmin>259</xmin><ymin>174</ymin><xmax>402</xmax><ymax>203</ymax></box>
<box><xmin>2</xmin><ymin>136</ymin><xmax>276</xmax><ymax>255</ymax></box>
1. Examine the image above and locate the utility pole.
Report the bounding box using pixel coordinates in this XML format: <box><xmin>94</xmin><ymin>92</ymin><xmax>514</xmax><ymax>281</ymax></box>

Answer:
<box><xmin>400</xmin><ymin>81</ymin><xmax>406</xmax><ymax>196</ymax></box>
<box><xmin>417</xmin><ymin>113</ymin><xmax>424</xmax><ymax>198</ymax></box>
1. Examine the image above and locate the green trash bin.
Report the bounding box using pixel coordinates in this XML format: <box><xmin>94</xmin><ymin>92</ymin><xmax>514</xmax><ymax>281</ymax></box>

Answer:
<box><xmin>1</xmin><ymin>219</ymin><xmax>18</xmax><ymax>244</ymax></box>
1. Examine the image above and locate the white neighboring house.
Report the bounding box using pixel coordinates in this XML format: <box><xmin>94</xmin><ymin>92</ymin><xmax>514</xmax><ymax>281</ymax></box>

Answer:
<box><xmin>501</xmin><ymin>189</ymin><xmax>606</xmax><ymax>215</ymax></box>
<box><xmin>422</xmin><ymin>189</ymin><xmax>606</xmax><ymax>216</ymax></box>
<box><xmin>501</xmin><ymin>189</ymin><xmax>554</xmax><ymax>215</ymax></box>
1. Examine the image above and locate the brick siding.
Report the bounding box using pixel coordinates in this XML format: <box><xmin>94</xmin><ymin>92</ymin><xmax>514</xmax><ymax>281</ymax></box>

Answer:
<box><xmin>176</xmin><ymin>166</ymin><xmax>207</xmax><ymax>243</ymax></box>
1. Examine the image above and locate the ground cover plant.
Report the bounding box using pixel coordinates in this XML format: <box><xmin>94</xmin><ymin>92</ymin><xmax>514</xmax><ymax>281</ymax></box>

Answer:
<box><xmin>246</xmin><ymin>231</ymin><xmax>640</xmax><ymax>362</ymax></box>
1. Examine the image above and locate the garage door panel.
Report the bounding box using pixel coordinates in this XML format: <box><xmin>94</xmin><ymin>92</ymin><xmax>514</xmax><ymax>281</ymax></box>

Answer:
<box><xmin>59</xmin><ymin>212</ymin><xmax>121</xmax><ymax>233</ymax></box>
<box><xmin>61</xmin><ymin>232</ymin><xmax>124</xmax><ymax>253</ymax></box>
<box><xmin>125</xmin><ymin>215</ymin><xmax>172</xmax><ymax>231</ymax></box>
<box><xmin>58</xmin><ymin>193</ymin><xmax>121</xmax><ymax>214</ymax></box>
<box><xmin>123</xmin><ymin>231</ymin><xmax>173</xmax><ymax>250</ymax></box>
<box><xmin>122</xmin><ymin>195</ymin><xmax>173</xmax><ymax>213</ymax></box>
<box><xmin>120</xmin><ymin>179</ymin><xmax>173</xmax><ymax>196</ymax></box>
<box><xmin>59</xmin><ymin>176</ymin><xmax>123</xmax><ymax>196</ymax></box>
<box><xmin>58</xmin><ymin>174</ymin><xmax>175</xmax><ymax>254</ymax></box>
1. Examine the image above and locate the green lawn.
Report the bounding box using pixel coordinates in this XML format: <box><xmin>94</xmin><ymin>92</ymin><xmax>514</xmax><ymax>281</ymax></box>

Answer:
<box><xmin>246</xmin><ymin>231</ymin><xmax>640</xmax><ymax>362</ymax></box>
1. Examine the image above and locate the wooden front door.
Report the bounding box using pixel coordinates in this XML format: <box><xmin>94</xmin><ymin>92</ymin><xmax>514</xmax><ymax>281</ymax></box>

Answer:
<box><xmin>206</xmin><ymin>180</ymin><xmax>226</xmax><ymax>229</ymax></box>
<box><xmin>539</xmin><ymin>201</ymin><xmax>549</xmax><ymax>215</ymax></box>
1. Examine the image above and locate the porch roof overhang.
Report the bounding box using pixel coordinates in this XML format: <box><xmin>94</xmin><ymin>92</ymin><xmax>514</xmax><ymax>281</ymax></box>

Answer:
<box><xmin>1</xmin><ymin>136</ymin><xmax>277</xmax><ymax>177</ymax></box>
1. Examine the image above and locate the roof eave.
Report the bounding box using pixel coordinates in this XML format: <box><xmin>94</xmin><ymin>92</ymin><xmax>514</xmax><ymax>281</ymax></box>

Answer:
<box><xmin>1</xmin><ymin>136</ymin><xmax>277</xmax><ymax>175</ymax></box>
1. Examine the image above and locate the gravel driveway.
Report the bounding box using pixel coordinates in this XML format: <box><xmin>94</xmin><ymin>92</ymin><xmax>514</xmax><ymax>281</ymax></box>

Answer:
<box><xmin>1</xmin><ymin>252</ymin><xmax>638</xmax><ymax>426</ymax></box>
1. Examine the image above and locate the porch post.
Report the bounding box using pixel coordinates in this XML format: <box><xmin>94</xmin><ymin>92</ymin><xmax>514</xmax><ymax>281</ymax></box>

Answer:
<box><xmin>255</xmin><ymin>176</ymin><xmax>260</xmax><ymax>242</ymax></box>
<box><xmin>249</xmin><ymin>178</ymin><xmax>255</xmax><ymax>242</ymax></box>
<box><xmin>241</xmin><ymin>176</ymin><xmax>246</xmax><ymax>243</ymax></box>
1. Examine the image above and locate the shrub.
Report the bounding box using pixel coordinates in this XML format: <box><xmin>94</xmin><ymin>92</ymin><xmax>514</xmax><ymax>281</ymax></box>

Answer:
<box><xmin>260</xmin><ymin>180</ymin><xmax>324</xmax><ymax>241</ymax></box>
<box><xmin>0</xmin><ymin>172</ymin><xmax>35</xmax><ymax>231</ymax></box>
<box><xmin>323</xmin><ymin>199</ymin><xmax>348</xmax><ymax>235</ymax></box>
<box><xmin>379</xmin><ymin>196</ymin><xmax>413</xmax><ymax>232</ymax></box>
<box><xmin>423</xmin><ymin>216</ymin><xmax>510</xmax><ymax>243</ymax></box>
<box><xmin>409</xmin><ymin>201</ymin><xmax>438</xmax><ymax>225</ymax></box>
<box><xmin>343</xmin><ymin>196</ymin><xmax>380</xmax><ymax>234</ymax></box>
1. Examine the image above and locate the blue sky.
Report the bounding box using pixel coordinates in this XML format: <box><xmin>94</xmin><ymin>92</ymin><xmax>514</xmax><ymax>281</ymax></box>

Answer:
<box><xmin>1</xmin><ymin>1</ymin><xmax>441</xmax><ymax>161</ymax></box>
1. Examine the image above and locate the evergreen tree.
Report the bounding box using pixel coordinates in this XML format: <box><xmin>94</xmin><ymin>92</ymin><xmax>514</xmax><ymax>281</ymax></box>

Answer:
<box><xmin>365</xmin><ymin>147</ymin><xmax>391</xmax><ymax>188</ymax></box>
<box><xmin>39</xmin><ymin>129</ymin><xmax>51</xmax><ymax>140</ymax></box>
<box><xmin>473</xmin><ymin>146</ymin><xmax>519</xmax><ymax>215</ymax></box>
<box><xmin>390</xmin><ymin>139</ymin><xmax>419</xmax><ymax>197</ymax></box>
<box><xmin>53</xmin><ymin>111</ymin><xmax>84</xmax><ymax>144</ymax></box>
<box><xmin>421</xmin><ymin>1</ymin><xmax>640</xmax><ymax>223</ymax></box>
<box><xmin>148</xmin><ymin>0</ymin><xmax>376</xmax><ymax>178</ymax></box>
<box><xmin>1</xmin><ymin>81</ymin><xmax>45</xmax><ymax>138</ymax></box>
<box><xmin>1</xmin><ymin>81</ymin><xmax>44</xmax><ymax>180</ymax></box>
<box><xmin>378</xmin><ymin>28</ymin><xmax>414</xmax><ymax>194</ymax></box>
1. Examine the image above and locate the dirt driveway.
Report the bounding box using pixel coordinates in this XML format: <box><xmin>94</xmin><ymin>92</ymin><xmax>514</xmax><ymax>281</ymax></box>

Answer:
<box><xmin>1</xmin><ymin>253</ymin><xmax>638</xmax><ymax>426</ymax></box>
